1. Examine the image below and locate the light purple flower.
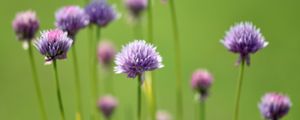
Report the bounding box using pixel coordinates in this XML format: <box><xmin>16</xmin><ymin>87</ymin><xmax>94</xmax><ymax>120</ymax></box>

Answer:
<box><xmin>156</xmin><ymin>110</ymin><xmax>172</xmax><ymax>120</ymax></box>
<box><xmin>12</xmin><ymin>10</ymin><xmax>39</xmax><ymax>41</ymax></box>
<box><xmin>98</xmin><ymin>41</ymin><xmax>116</xmax><ymax>67</ymax></box>
<box><xmin>115</xmin><ymin>40</ymin><xmax>163</xmax><ymax>78</ymax></box>
<box><xmin>55</xmin><ymin>6</ymin><xmax>89</xmax><ymax>38</ymax></box>
<box><xmin>98</xmin><ymin>95</ymin><xmax>118</xmax><ymax>119</ymax></box>
<box><xmin>259</xmin><ymin>93</ymin><xmax>291</xmax><ymax>120</ymax></box>
<box><xmin>125</xmin><ymin>0</ymin><xmax>147</xmax><ymax>18</ymax></box>
<box><xmin>85</xmin><ymin>0</ymin><xmax>117</xmax><ymax>27</ymax></box>
<box><xmin>190</xmin><ymin>69</ymin><xmax>213</xmax><ymax>101</ymax></box>
<box><xmin>35</xmin><ymin>29</ymin><xmax>73</xmax><ymax>64</ymax></box>
<box><xmin>221</xmin><ymin>22</ymin><xmax>268</xmax><ymax>65</ymax></box>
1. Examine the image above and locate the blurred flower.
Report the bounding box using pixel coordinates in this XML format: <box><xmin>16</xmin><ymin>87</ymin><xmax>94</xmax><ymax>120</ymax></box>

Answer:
<box><xmin>221</xmin><ymin>22</ymin><xmax>268</xmax><ymax>65</ymax></box>
<box><xmin>98</xmin><ymin>40</ymin><xmax>116</xmax><ymax>67</ymax></box>
<box><xmin>35</xmin><ymin>29</ymin><xmax>73</xmax><ymax>64</ymax></box>
<box><xmin>125</xmin><ymin>0</ymin><xmax>147</xmax><ymax>18</ymax></box>
<box><xmin>156</xmin><ymin>110</ymin><xmax>172</xmax><ymax>120</ymax></box>
<box><xmin>114</xmin><ymin>40</ymin><xmax>163</xmax><ymax>78</ymax></box>
<box><xmin>55</xmin><ymin>6</ymin><xmax>89</xmax><ymax>38</ymax></box>
<box><xmin>12</xmin><ymin>10</ymin><xmax>39</xmax><ymax>42</ymax></box>
<box><xmin>98</xmin><ymin>95</ymin><xmax>118</xmax><ymax>119</ymax></box>
<box><xmin>85</xmin><ymin>0</ymin><xmax>117</xmax><ymax>27</ymax></box>
<box><xmin>259</xmin><ymin>93</ymin><xmax>291</xmax><ymax>120</ymax></box>
<box><xmin>190</xmin><ymin>69</ymin><xmax>213</xmax><ymax>101</ymax></box>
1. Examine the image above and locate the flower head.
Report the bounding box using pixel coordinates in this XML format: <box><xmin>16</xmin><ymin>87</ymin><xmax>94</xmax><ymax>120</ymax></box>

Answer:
<box><xmin>190</xmin><ymin>69</ymin><xmax>213</xmax><ymax>101</ymax></box>
<box><xmin>12</xmin><ymin>10</ymin><xmax>39</xmax><ymax>41</ymax></box>
<box><xmin>125</xmin><ymin>0</ymin><xmax>147</xmax><ymax>18</ymax></box>
<box><xmin>98</xmin><ymin>95</ymin><xmax>118</xmax><ymax>119</ymax></box>
<box><xmin>115</xmin><ymin>40</ymin><xmax>163</xmax><ymax>78</ymax></box>
<box><xmin>85</xmin><ymin>0</ymin><xmax>117</xmax><ymax>27</ymax></box>
<box><xmin>98</xmin><ymin>41</ymin><xmax>116</xmax><ymax>67</ymax></box>
<box><xmin>156</xmin><ymin>110</ymin><xmax>172</xmax><ymax>120</ymax></box>
<box><xmin>259</xmin><ymin>93</ymin><xmax>291</xmax><ymax>120</ymax></box>
<box><xmin>55</xmin><ymin>6</ymin><xmax>89</xmax><ymax>38</ymax></box>
<box><xmin>35</xmin><ymin>29</ymin><xmax>73</xmax><ymax>64</ymax></box>
<box><xmin>221</xmin><ymin>22</ymin><xmax>268</xmax><ymax>65</ymax></box>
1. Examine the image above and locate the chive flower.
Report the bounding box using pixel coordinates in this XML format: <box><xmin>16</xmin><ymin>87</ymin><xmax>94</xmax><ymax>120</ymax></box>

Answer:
<box><xmin>98</xmin><ymin>95</ymin><xmax>118</xmax><ymax>119</ymax></box>
<box><xmin>221</xmin><ymin>22</ymin><xmax>268</xmax><ymax>65</ymax></box>
<box><xmin>125</xmin><ymin>0</ymin><xmax>147</xmax><ymax>18</ymax></box>
<box><xmin>114</xmin><ymin>40</ymin><xmax>163</xmax><ymax>78</ymax></box>
<box><xmin>98</xmin><ymin>41</ymin><xmax>116</xmax><ymax>67</ymax></box>
<box><xmin>190</xmin><ymin>69</ymin><xmax>213</xmax><ymax>101</ymax></box>
<box><xmin>35</xmin><ymin>29</ymin><xmax>73</xmax><ymax>64</ymax></box>
<box><xmin>259</xmin><ymin>93</ymin><xmax>291</xmax><ymax>120</ymax></box>
<box><xmin>55</xmin><ymin>6</ymin><xmax>89</xmax><ymax>38</ymax></box>
<box><xmin>85</xmin><ymin>0</ymin><xmax>117</xmax><ymax>27</ymax></box>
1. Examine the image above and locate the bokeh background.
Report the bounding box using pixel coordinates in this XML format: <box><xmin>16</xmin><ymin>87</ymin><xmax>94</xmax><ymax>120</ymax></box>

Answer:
<box><xmin>1</xmin><ymin>0</ymin><xmax>300</xmax><ymax>120</ymax></box>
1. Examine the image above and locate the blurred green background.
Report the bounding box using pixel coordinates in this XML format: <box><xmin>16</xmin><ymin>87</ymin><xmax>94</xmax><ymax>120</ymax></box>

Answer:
<box><xmin>1</xmin><ymin>0</ymin><xmax>300</xmax><ymax>120</ymax></box>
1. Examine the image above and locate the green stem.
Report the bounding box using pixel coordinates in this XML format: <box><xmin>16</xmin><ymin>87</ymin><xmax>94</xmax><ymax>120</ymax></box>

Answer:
<box><xmin>147</xmin><ymin>0</ymin><xmax>153</xmax><ymax>43</ymax></box>
<box><xmin>53</xmin><ymin>60</ymin><xmax>65</xmax><ymax>120</ymax></box>
<box><xmin>71</xmin><ymin>44</ymin><xmax>83</xmax><ymax>120</ymax></box>
<box><xmin>137</xmin><ymin>74</ymin><xmax>142</xmax><ymax>120</ymax></box>
<box><xmin>200</xmin><ymin>102</ymin><xmax>205</xmax><ymax>120</ymax></box>
<box><xmin>28</xmin><ymin>43</ymin><xmax>48</xmax><ymax>120</ymax></box>
<box><xmin>169</xmin><ymin>0</ymin><xmax>183</xmax><ymax>120</ymax></box>
<box><xmin>134</xmin><ymin>19</ymin><xmax>143</xmax><ymax>39</ymax></box>
<box><xmin>233</xmin><ymin>60</ymin><xmax>245</xmax><ymax>120</ymax></box>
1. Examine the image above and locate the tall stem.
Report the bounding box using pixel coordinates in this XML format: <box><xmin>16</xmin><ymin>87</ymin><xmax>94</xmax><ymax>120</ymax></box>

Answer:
<box><xmin>147</xmin><ymin>0</ymin><xmax>153</xmax><ymax>43</ymax></box>
<box><xmin>169</xmin><ymin>0</ymin><xmax>183</xmax><ymax>120</ymax></box>
<box><xmin>28</xmin><ymin>43</ymin><xmax>48</xmax><ymax>120</ymax></box>
<box><xmin>233</xmin><ymin>60</ymin><xmax>245</xmax><ymax>120</ymax></box>
<box><xmin>200</xmin><ymin>102</ymin><xmax>205</xmax><ymax>120</ymax></box>
<box><xmin>137</xmin><ymin>74</ymin><xmax>142</xmax><ymax>120</ymax></box>
<box><xmin>53</xmin><ymin>60</ymin><xmax>65</xmax><ymax>120</ymax></box>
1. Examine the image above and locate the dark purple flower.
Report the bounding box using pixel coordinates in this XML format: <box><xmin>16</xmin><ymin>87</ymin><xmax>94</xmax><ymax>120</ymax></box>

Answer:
<box><xmin>114</xmin><ymin>40</ymin><xmax>163</xmax><ymax>78</ymax></box>
<box><xmin>125</xmin><ymin>0</ymin><xmax>147</xmax><ymax>18</ymax></box>
<box><xmin>98</xmin><ymin>95</ymin><xmax>118</xmax><ymax>119</ymax></box>
<box><xmin>55</xmin><ymin>6</ymin><xmax>89</xmax><ymax>38</ymax></box>
<box><xmin>190</xmin><ymin>69</ymin><xmax>213</xmax><ymax>101</ymax></box>
<box><xmin>259</xmin><ymin>93</ymin><xmax>291</xmax><ymax>120</ymax></box>
<box><xmin>85</xmin><ymin>0</ymin><xmax>117</xmax><ymax>27</ymax></box>
<box><xmin>98</xmin><ymin>41</ymin><xmax>116</xmax><ymax>67</ymax></box>
<box><xmin>221</xmin><ymin>22</ymin><xmax>268</xmax><ymax>65</ymax></box>
<box><xmin>12</xmin><ymin>10</ymin><xmax>39</xmax><ymax>41</ymax></box>
<box><xmin>35</xmin><ymin>29</ymin><xmax>73</xmax><ymax>64</ymax></box>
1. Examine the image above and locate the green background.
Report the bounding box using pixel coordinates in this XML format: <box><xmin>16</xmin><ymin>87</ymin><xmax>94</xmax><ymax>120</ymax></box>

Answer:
<box><xmin>1</xmin><ymin>0</ymin><xmax>299</xmax><ymax>120</ymax></box>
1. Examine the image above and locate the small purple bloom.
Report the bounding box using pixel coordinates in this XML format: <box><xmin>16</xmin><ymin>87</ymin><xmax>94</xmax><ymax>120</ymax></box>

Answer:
<box><xmin>85</xmin><ymin>0</ymin><xmax>117</xmax><ymax>27</ymax></box>
<box><xmin>98</xmin><ymin>41</ymin><xmax>116</xmax><ymax>67</ymax></box>
<box><xmin>115</xmin><ymin>40</ymin><xmax>163</xmax><ymax>78</ymax></box>
<box><xmin>190</xmin><ymin>69</ymin><xmax>213</xmax><ymax>101</ymax></box>
<box><xmin>55</xmin><ymin>6</ymin><xmax>89</xmax><ymax>38</ymax></box>
<box><xmin>221</xmin><ymin>22</ymin><xmax>268</xmax><ymax>65</ymax></box>
<box><xmin>12</xmin><ymin>10</ymin><xmax>39</xmax><ymax>41</ymax></box>
<box><xmin>98</xmin><ymin>95</ymin><xmax>118</xmax><ymax>119</ymax></box>
<box><xmin>35</xmin><ymin>29</ymin><xmax>73</xmax><ymax>64</ymax></box>
<box><xmin>125</xmin><ymin>0</ymin><xmax>147</xmax><ymax>18</ymax></box>
<box><xmin>259</xmin><ymin>93</ymin><xmax>291</xmax><ymax>120</ymax></box>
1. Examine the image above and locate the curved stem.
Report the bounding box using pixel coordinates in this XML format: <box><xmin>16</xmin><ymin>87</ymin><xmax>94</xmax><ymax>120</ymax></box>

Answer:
<box><xmin>137</xmin><ymin>74</ymin><xmax>142</xmax><ymax>120</ymax></box>
<box><xmin>169</xmin><ymin>0</ymin><xmax>183</xmax><ymax>120</ymax></box>
<box><xmin>28</xmin><ymin>43</ymin><xmax>48</xmax><ymax>120</ymax></box>
<box><xmin>53</xmin><ymin>60</ymin><xmax>65</xmax><ymax>120</ymax></box>
<box><xmin>233</xmin><ymin>60</ymin><xmax>245</xmax><ymax>120</ymax></box>
<box><xmin>200</xmin><ymin>102</ymin><xmax>205</xmax><ymax>120</ymax></box>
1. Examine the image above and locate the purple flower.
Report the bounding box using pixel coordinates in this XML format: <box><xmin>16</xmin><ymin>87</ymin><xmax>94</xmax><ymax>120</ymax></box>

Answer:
<box><xmin>190</xmin><ymin>69</ymin><xmax>213</xmax><ymax>101</ymax></box>
<box><xmin>115</xmin><ymin>40</ymin><xmax>163</xmax><ymax>78</ymax></box>
<box><xmin>259</xmin><ymin>93</ymin><xmax>291</xmax><ymax>120</ymax></box>
<box><xmin>98</xmin><ymin>41</ymin><xmax>116</xmax><ymax>67</ymax></box>
<box><xmin>98</xmin><ymin>95</ymin><xmax>118</xmax><ymax>119</ymax></box>
<box><xmin>221</xmin><ymin>22</ymin><xmax>268</xmax><ymax>65</ymax></box>
<box><xmin>12</xmin><ymin>10</ymin><xmax>39</xmax><ymax>41</ymax></box>
<box><xmin>35</xmin><ymin>29</ymin><xmax>73</xmax><ymax>64</ymax></box>
<box><xmin>85</xmin><ymin>0</ymin><xmax>117</xmax><ymax>27</ymax></box>
<box><xmin>125</xmin><ymin>0</ymin><xmax>147</xmax><ymax>18</ymax></box>
<box><xmin>55</xmin><ymin>6</ymin><xmax>89</xmax><ymax>38</ymax></box>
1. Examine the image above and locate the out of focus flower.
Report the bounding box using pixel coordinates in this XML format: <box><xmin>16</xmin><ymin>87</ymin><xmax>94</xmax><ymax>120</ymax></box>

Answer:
<box><xmin>190</xmin><ymin>69</ymin><xmax>213</xmax><ymax>101</ymax></box>
<box><xmin>85</xmin><ymin>0</ymin><xmax>117</xmax><ymax>27</ymax></box>
<box><xmin>125</xmin><ymin>0</ymin><xmax>147</xmax><ymax>18</ymax></box>
<box><xmin>98</xmin><ymin>41</ymin><xmax>115</xmax><ymax>67</ymax></box>
<box><xmin>114</xmin><ymin>40</ymin><xmax>163</xmax><ymax>78</ymax></box>
<box><xmin>221</xmin><ymin>22</ymin><xmax>268</xmax><ymax>65</ymax></box>
<box><xmin>98</xmin><ymin>95</ymin><xmax>118</xmax><ymax>119</ymax></box>
<box><xmin>259</xmin><ymin>92</ymin><xmax>291</xmax><ymax>120</ymax></box>
<box><xmin>55</xmin><ymin>6</ymin><xmax>89</xmax><ymax>38</ymax></box>
<box><xmin>35</xmin><ymin>29</ymin><xmax>73</xmax><ymax>64</ymax></box>
<box><xmin>156</xmin><ymin>110</ymin><xmax>172</xmax><ymax>120</ymax></box>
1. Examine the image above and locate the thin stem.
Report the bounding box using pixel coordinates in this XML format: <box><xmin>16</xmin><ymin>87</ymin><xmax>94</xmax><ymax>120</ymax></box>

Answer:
<box><xmin>200</xmin><ymin>102</ymin><xmax>205</xmax><ymax>120</ymax></box>
<box><xmin>169</xmin><ymin>0</ymin><xmax>183</xmax><ymax>120</ymax></box>
<box><xmin>137</xmin><ymin>74</ymin><xmax>142</xmax><ymax>120</ymax></box>
<box><xmin>134</xmin><ymin>19</ymin><xmax>143</xmax><ymax>39</ymax></box>
<box><xmin>71</xmin><ymin>44</ymin><xmax>83</xmax><ymax>120</ymax></box>
<box><xmin>28</xmin><ymin>42</ymin><xmax>48</xmax><ymax>120</ymax></box>
<box><xmin>233</xmin><ymin>60</ymin><xmax>245</xmax><ymax>120</ymax></box>
<box><xmin>53</xmin><ymin>60</ymin><xmax>65</xmax><ymax>120</ymax></box>
<box><xmin>147</xmin><ymin>0</ymin><xmax>153</xmax><ymax>43</ymax></box>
